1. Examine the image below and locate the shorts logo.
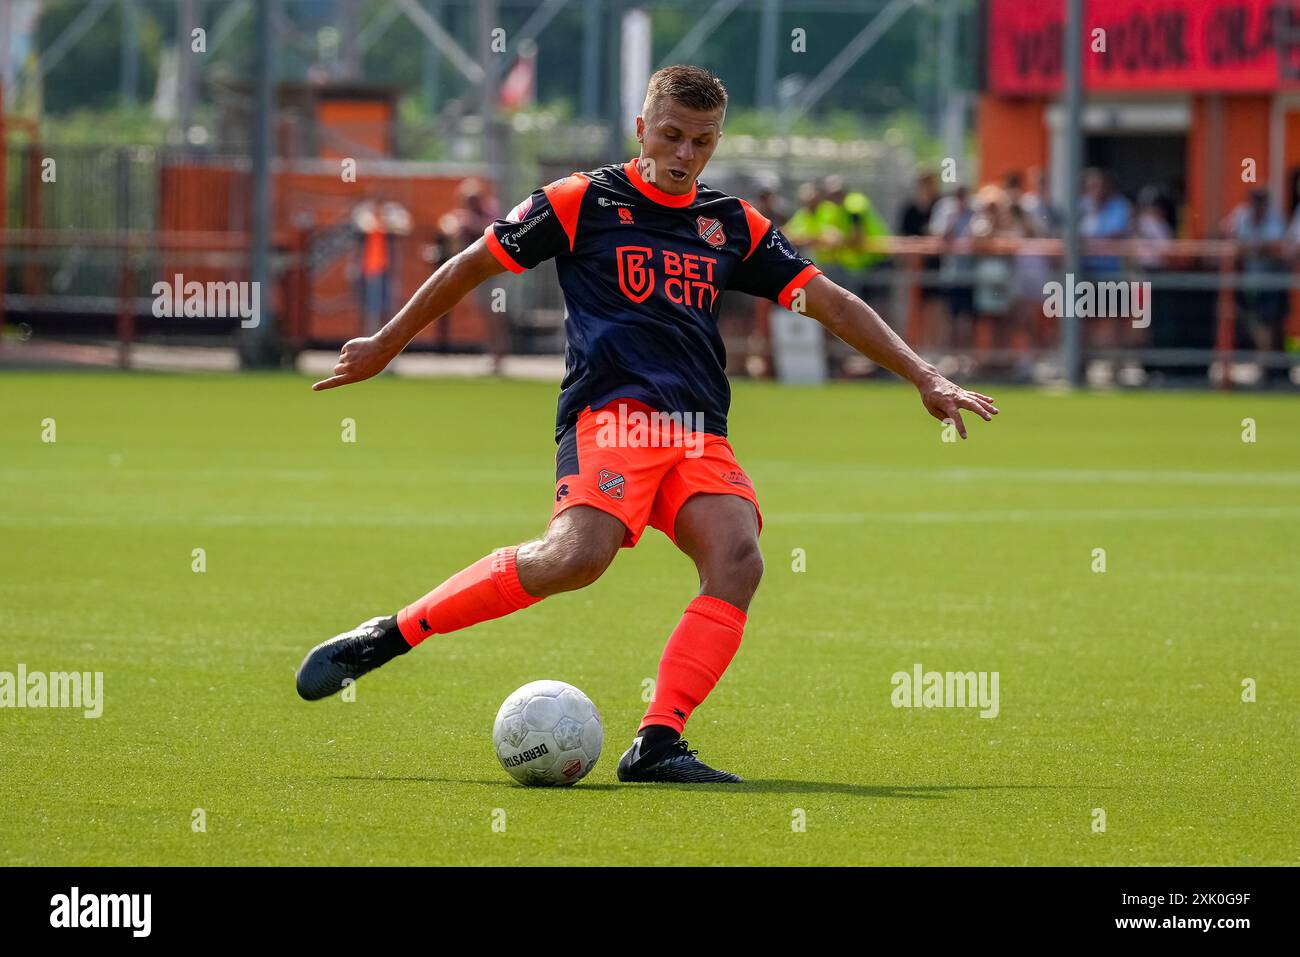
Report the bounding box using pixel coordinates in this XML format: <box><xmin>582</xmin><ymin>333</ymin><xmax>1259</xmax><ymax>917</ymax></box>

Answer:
<box><xmin>721</xmin><ymin>469</ymin><xmax>752</xmax><ymax>488</ymax></box>
<box><xmin>556</xmin><ymin>483</ymin><xmax>570</xmax><ymax>502</ymax></box>
<box><xmin>598</xmin><ymin>469</ymin><xmax>626</xmax><ymax>500</ymax></box>
<box><xmin>697</xmin><ymin>216</ymin><xmax>726</xmax><ymax>248</ymax></box>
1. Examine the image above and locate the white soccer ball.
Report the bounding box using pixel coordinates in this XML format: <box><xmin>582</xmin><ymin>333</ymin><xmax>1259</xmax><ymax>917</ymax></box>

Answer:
<box><xmin>492</xmin><ymin>680</ymin><xmax>603</xmax><ymax>786</ymax></box>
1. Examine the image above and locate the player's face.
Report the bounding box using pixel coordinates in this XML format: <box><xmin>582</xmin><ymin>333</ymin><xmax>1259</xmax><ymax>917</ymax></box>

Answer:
<box><xmin>636</xmin><ymin>100</ymin><xmax>723</xmax><ymax>195</ymax></box>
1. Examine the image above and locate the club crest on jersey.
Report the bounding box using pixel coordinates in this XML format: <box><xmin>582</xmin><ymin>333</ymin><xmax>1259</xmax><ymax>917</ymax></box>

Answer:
<box><xmin>696</xmin><ymin>216</ymin><xmax>726</xmax><ymax>247</ymax></box>
<box><xmin>598</xmin><ymin>469</ymin><xmax>626</xmax><ymax>500</ymax></box>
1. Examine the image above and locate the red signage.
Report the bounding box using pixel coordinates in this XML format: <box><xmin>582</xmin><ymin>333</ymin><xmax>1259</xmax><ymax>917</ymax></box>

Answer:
<box><xmin>987</xmin><ymin>0</ymin><xmax>1300</xmax><ymax>95</ymax></box>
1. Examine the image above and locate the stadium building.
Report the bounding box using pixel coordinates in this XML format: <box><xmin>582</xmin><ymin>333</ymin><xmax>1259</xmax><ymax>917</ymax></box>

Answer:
<box><xmin>981</xmin><ymin>0</ymin><xmax>1300</xmax><ymax>238</ymax></box>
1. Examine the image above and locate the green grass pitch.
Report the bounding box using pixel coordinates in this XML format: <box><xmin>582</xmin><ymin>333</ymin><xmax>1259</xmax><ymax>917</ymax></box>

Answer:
<box><xmin>1</xmin><ymin>371</ymin><xmax>1297</xmax><ymax>865</ymax></box>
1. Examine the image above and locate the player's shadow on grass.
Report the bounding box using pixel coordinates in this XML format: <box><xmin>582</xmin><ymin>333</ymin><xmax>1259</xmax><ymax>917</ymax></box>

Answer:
<box><xmin>332</xmin><ymin>774</ymin><xmax>623</xmax><ymax>791</ymax></box>
<box><xmin>332</xmin><ymin>775</ymin><xmax>1101</xmax><ymax>798</ymax></box>
<box><xmin>722</xmin><ymin>781</ymin><xmax>1110</xmax><ymax>799</ymax></box>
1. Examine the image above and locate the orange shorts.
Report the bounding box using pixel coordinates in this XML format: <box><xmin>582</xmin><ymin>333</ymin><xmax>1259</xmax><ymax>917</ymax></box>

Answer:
<box><xmin>552</xmin><ymin>398</ymin><xmax>762</xmax><ymax>548</ymax></box>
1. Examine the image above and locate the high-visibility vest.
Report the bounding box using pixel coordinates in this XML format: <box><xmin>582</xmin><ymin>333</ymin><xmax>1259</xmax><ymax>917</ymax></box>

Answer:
<box><xmin>784</xmin><ymin>206</ymin><xmax>822</xmax><ymax>248</ymax></box>
<box><xmin>815</xmin><ymin>193</ymin><xmax>890</xmax><ymax>270</ymax></box>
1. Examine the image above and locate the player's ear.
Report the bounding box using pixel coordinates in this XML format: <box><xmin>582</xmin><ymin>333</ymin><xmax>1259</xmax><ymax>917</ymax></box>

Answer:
<box><xmin>635</xmin><ymin>115</ymin><xmax>644</xmax><ymax>141</ymax></box>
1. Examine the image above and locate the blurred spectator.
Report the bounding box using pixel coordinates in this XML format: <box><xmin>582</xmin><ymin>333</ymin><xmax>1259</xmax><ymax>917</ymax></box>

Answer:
<box><xmin>899</xmin><ymin>171</ymin><xmax>938</xmax><ymax>237</ymax></box>
<box><xmin>351</xmin><ymin>199</ymin><xmax>412</xmax><ymax>336</ymax></box>
<box><xmin>1005</xmin><ymin>171</ymin><xmax>1055</xmax><ymax>363</ymax></box>
<box><xmin>929</xmin><ymin>186</ymin><xmax>975</xmax><ymax>350</ymax></box>
<box><xmin>1018</xmin><ymin>166</ymin><xmax>1060</xmax><ymax>235</ymax></box>
<box><xmin>816</xmin><ymin>175</ymin><xmax>855</xmax><ymax>264</ymax></box>
<box><xmin>1226</xmin><ymin>188</ymin><xmax>1288</xmax><ymax>365</ymax></box>
<box><xmin>439</xmin><ymin>178</ymin><xmax>500</xmax><ymax>253</ymax></box>
<box><xmin>752</xmin><ymin>176</ymin><xmax>788</xmax><ymax>230</ymax></box>
<box><xmin>1017</xmin><ymin>167</ymin><xmax>1063</xmax><ymax>354</ymax></box>
<box><xmin>899</xmin><ymin>171</ymin><xmax>943</xmax><ymax>340</ymax></box>
<box><xmin>1112</xmin><ymin>186</ymin><xmax>1171</xmax><ymax>369</ymax></box>
<box><xmin>1079</xmin><ymin>169</ymin><xmax>1135</xmax><ymax>359</ymax></box>
<box><xmin>817</xmin><ymin>175</ymin><xmax>890</xmax><ymax>272</ymax></box>
<box><xmin>1134</xmin><ymin>186</ymin><xmax>1173</xmax><ymax>271</ymax></box>
<box><xmin>816</xmin><ymin>176</ymin><xmax>892</xmax><ymax>332</ymax></box>
<box><xmin>1001</xmin><ymin>170</ymin><xmax>1025</xmax><ymax>208</ymax></box>
<box><xmin>970</xmin><ymin>184</ymin><xmax>1017</xmax><ymax>364</ymax></box>
<box><xmin>784</xmin><ymin>182</ymin><xmax>825</xmax><ymax>249</ymax></box>
<box><xmin>441</xmin><ymin>178</ymin><xmax>505</xmax><ymax>371</ymax></box>
<box><xmin>1079</xmin><ymin>168</ymin><xmax>1132</xmax><ymax>274</ymax></box>
<box><xmin>1284</xmin><ymin>185</ymin><xmax>1300</xmax><ymax>243</ymax></box>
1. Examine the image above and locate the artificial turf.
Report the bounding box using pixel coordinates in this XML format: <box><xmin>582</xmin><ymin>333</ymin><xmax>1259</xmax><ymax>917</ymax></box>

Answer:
<box><xmin>1</xmin><ymin>371</ymin><xmax>1296</xmax><ymax>865</ymax></box>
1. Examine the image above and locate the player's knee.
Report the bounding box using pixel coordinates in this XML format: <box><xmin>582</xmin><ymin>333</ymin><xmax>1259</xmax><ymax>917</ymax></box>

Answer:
<box><xmin>522</xmin><ymin>506</ymin><xmax>625</xmax><ymax>594</ymax></box>
<box><xmin>533</xmin><ymin>534</ymin><xmax>618</xmax><ymax>592</ymax></box>
<box><xmin>733</xmin><ymin>539</ymin><xmax>764</xmax><ymax>593</ymax></box>
<box><xmin>553</xmin><ymin>547</ymin><xmax>615</xmax><ymax>591</ymax></box>
<box><xmin>705</xmin><ymin>537</ymin><xmax>764</xmax><ymax>598</ymax></box>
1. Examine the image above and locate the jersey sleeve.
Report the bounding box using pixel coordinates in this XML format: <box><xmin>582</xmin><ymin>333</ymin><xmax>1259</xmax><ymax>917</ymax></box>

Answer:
<box><xmin>726</xmin><ymin>201</ymin><xmax>822</xmax><ymax>308</ymax></box>
<box><xmin>483</xmin><ymin>174</ymin><xmax>589</xmax><ymax>273</ymax></box>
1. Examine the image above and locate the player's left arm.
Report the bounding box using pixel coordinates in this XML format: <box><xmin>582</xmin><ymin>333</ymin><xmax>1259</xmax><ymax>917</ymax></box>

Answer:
<box><xmin>800</xmin><ymin>274</ymin><xmax>999</xmax><ymax>438</ymax></box>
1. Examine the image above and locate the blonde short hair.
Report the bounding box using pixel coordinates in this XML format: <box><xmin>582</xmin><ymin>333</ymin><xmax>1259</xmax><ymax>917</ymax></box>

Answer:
<box><xmin>643</xmin><ymin>65</ymin><xmax>728</xmax><ymax>125</ymax></box>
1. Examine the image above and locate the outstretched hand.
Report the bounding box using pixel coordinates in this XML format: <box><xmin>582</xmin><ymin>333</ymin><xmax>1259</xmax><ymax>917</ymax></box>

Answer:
<box><xmin>917</xmin><ymin>374</ymin><xmax>999</xmax><ymax>439</ymax></box>
<box><xmin>312</xmin><ymin>336</ymin><xmax>395</xmax><ymax>391</ymax></box>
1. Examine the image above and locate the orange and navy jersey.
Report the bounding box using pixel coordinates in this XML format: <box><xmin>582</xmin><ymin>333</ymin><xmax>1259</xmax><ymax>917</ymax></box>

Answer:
<box><xmin>483</xmin><ymin>158</ymin><xmax>822</xmax><ymax>440</ymax></box>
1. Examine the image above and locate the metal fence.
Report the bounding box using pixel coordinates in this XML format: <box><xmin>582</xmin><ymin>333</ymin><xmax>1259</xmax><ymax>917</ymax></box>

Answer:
<box><xmin>3</xmin><ymin>145</ymin><xmax>1299</xmax><ymax>386</ymax></box>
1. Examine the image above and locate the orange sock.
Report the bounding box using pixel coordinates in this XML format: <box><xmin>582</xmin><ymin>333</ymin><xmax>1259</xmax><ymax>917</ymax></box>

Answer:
<box><xmin>640</xmin><ymin>595</ymin><xmax>746</xmax><ymax>735</ymax></box>
<box><xmin>397</xmin><ymin>546</ymin><xmax>541</xmax><ymax>647</ymax></box>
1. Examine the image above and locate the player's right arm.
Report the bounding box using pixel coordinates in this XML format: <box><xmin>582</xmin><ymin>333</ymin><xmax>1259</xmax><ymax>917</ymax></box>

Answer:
<box><xmin>314</xmin><ymin>176</ymin><xmax>580</xmax><ymax>391</ymax></box>
<box><xmin>312</xmin><ymin>236</ymin><xmax>506</xmax><ymax>391</ymax></box>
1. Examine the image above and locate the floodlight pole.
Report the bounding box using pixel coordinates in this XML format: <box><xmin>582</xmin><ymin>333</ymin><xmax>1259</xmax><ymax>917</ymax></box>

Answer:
<box><xmin>242</xmin><ymin>0</ymin><xmax>280</xmax><ymax>368</ymax></box>
<box><xmin>121</xmin><ymin>0</ymin><xmax>139</xmax><ymax>105</ymax></box>
<box><xmin>1061</xmin><ymin>0</ymin><xmax>1084</xmax><ymax>387</ymax></box>
<box><xmin>581</xmin><ymin>0</ymin><xmax>600</xmax><ymax>118</ymax></box>
<box><xmin>756</xmin><ymin>0</ymin><xmax>779</xmax><ymax>109</ymax></box>
<box><xmin>177</xmin><ymin>0</ymin><xmax>199</xmax><ymax>137</ymax></box>
<box><xmin>604</xmin><ymin>0</ymin><xmax>624</xmax><ymax>160</ymax></box>
<box><xmin>478</xmin><ymin>0</ymin><xmax>504</xmax><ymax>199</ymax></box>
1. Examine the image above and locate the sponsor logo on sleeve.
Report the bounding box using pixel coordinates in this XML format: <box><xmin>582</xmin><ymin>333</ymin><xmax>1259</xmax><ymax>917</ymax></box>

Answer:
<box><xmin>503</xmin><ymin>208</ymin><xmax>551</xmax><ymax>252</ymax></box>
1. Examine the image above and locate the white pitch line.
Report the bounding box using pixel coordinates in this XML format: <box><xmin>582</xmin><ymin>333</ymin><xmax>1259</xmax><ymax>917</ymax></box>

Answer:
<box><xmin>767</xmin><ymin>506</ymin><xmax>1300</xmax><ymax>524</ymax></box>
<box><xmin>3</xmin><ymin>506</ymin><xmax>1300</xmax><ymax>528</ymax></box>
<box><xmin>749</xmin><ymin>464</ymin><xmax>1300</xmax><ymax>487</ymax></box>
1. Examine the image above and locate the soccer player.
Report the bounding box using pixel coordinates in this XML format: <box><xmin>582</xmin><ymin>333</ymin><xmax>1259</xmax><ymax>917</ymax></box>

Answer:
<box><xmin>296</xmin><ymin>65</ymin><xmax>998</xmax><ymax>783</ymax></box>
